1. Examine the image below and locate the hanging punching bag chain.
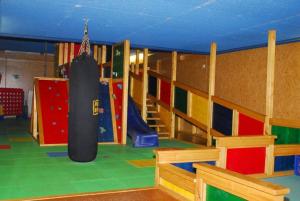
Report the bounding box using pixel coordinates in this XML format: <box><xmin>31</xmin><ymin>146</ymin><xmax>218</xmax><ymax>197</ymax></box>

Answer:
<box><xmin>79</xmin><ymin>19</ymin><xmax>91</xmax><ymax>56</ymax></box>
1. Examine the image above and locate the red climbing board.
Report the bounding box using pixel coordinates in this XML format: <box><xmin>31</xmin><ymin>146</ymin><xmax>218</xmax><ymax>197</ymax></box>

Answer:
<box><xmin>226</xmin><ymin>147</ymin><xmax>266</xmax><ymax>174</ymax></box>
<box><xmin>0</xmin><ymin>88</ymin><xmax>24</xmax><ymax>116</ymax></box>
<box><xmin>37</xmin><ymin>79</ymin><xmax>68</xmax><ymax>144</ymax></box>
<box><xmin>112</xmin><ymin>81</ymin><xmax>123</xmax><ymax>143</ymax></box>
<box><xmin>238</xmin><ymin>113</ymin><xmax>264</xmax><ymax>136</ymax></box>
<box><xmin>160</xmin><ymin>80</ymin><xmax>171</xmax><ymax>106</ymax></box>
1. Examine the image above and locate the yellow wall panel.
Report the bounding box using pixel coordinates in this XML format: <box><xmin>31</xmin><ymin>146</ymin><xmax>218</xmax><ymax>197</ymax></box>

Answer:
<box><xmin>159</xmin><ymin>106</ymin><xmax>171</xmax><ymax>131</ymax></box>
<box><xmin>191</xmin><ymin>93</ymin><xmax>208</xmax><ymax>126</ymax></box>
<box><xmin>132</xmin><ymin>78</ymin><xmax>143</xmax><ymax>106</ymax></box>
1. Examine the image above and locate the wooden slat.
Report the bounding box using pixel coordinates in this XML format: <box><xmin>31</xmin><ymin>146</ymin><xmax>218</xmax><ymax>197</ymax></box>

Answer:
<box><xmin>274</xmin><ymin>144</ymin><xmax>300</xmax><ymax>156</ymax></box>
<box><xmin>173</xmin><ymin>81</ymin><xmax>208</xmax><ymax>99</ymax></box>
<box><xmin>214</xmin><ymin>136</ymin><xmax>276</xmax><ymax>148</ymax></box>
<box><xmin>34</xmin><ymin>77</ymin><xmax>68</xmax><ymax>81</ymax></box>
<box><xmin>148</xmin><ymin>70</ymin><xmax>171</xmax><ymax>82</ymax></box>
<box><xmin>159</xmin><ymin>164</ymin><xmax>195</xmax><ymax>193</ymax></box>
<box><xmin>210</xmin><ymin>128</ymin><xmax>225</xmax><ymax>137</ymax></box>
<box><xmin>148</xmin><ymin>95</ymin><xmax>171</xmax><ymax>111</ymax></box>
<box><xmin>155</xmin><ymin>148</ymin><xmax>219</xmax><ymax>164</ymax></box>
<box><xmin>194</xmin><ymin>164</ymin><xmax>289</xmax><ymax>201</ymax></box>
<box><xmin>142</xmin><ymin>48</ymin><xmax>149</xmax><ymax>121</ymax></box>
<box><xmin>212</xmin><ymin>96</ymin><xmax>266</xmax><ymax>122</ymax></box>
<box><xmin>173</xmin><ymin>108</ymin><xmax>207</xmax><ymax>131</ymax></box>
<box><xmin>270</xmin><ymin>118</ymin><xmax>300</xmax><ymax>129</ymax></box>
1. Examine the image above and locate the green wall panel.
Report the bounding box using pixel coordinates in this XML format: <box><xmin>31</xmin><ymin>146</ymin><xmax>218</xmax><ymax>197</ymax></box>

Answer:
<box><xmin>272</xmin><ymin>126</ymin><xmax>300</xmax><ymax>144</ymax></box>
<box><xmin>174</xmin><ymin>87</ymin><xmax>187</xmax><ymax>113</ymax></box>
<box><xmin>112</xmin><ymin>44</ymin><xmax>124</xmax><ymax>78</ymax></box>
<box><xmin>206</xmin><ymin>185</ymin><xmax>246</xmax><ymax>201</ymax></box>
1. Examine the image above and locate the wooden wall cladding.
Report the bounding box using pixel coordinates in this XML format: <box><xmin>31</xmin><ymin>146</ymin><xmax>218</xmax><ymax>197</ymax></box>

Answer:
<box><xmin>176</xmin><ymin>54</ymin><xmax>210</xmax><ymax>93</ymax></box>
<box><xmin>273</xmin><ymin>42</ymin><xmax>300</xmax><ymax>120</ymax></box>
<box><xmin>132</xmin><ymin>78</ymin><xmax>143</xmax><ymax>106</ymax></box>
<box><xmin>148</xmin><ymin>52</ymin><xmax>172</xmax><ymax>79</ymax></box>
<box><xmin>191</xmin><ymin>93</ymin><xmax>208</xmax><ymax>126</ymax></box>
<box><xmin>215</xmin><ymin>48</ymin><xmax>268</xmax><ymax>114</ymax></box>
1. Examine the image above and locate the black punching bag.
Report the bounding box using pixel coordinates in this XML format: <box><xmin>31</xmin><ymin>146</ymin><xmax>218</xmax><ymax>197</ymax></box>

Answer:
<box><xmin>68</xmin><ymin>53</ymin><xmax>99</xmax><ymax>162</ymax></box>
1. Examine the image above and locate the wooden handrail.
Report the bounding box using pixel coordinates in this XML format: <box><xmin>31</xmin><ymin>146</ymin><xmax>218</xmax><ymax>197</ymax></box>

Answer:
<box><xmin>270</xmin><ymin>118</ymin><xmax>300</xmax><ymax>129</ymax></box>
<box><xmin>194</xmin><ymin>163</ymin><xmax>289</xmax><ymax>200</ymax></box>
<box><xmin>148</xmin><ymin>70</ymin><xmax>171</xmax><ymax>82</ymax></box>
<box><xmin>214</xmin><ymin>135</ymin><xmax>276</xmax><ymax>148</ymax></box>
<box><xmin>173</xmin><ymin>108</ymin><xmax>207</xmax><ymax>131</ymax></box>
<box><xmin>129</xmin><ymin>71</ymin><xmax>143</xmax><ymax>81</ymax></box>
<box><xmin>148</xmin><ymin>95</ymin><xmax>171</xmax><ymax>110</ymax></box>
<box><xmin>274</xmin><ymin>144</ymin><xmax>300</xmax><ymax>156</ymax></box>
<box><xmin>212</xmin><ymin>96</ymin><xmax>265</xmax><ymax>122</ymax></box>
<box><xmin>155</xmin><ymin>148</ymin><xmax>219</xmax><ymax>164</ymax></box>
<box><xmin>173</xmin><ymin>81</ymin><xmax>208</xmax><ymax>99</ymax></box>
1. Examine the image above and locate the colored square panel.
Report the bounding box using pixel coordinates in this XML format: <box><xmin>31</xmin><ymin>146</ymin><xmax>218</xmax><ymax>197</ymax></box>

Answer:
<box><xmin>148</xmin><ymin>76</ymin><xmax>157</xmax><ymax>97</ymax></box>
<box><xmin>238</xmin><ymin>113</ymin><xmax>264</xmax><ymax>136</ymax></box>
<box><xmin>274</xmin><ymin>156</ymin><xmax>295</xmax><ymax>172</ymax></box>
<box><xmin>174</xmin><ymin>87</ymin><xmax>187</xmax><ymax>113</ymax></box>
<box><xmin>159</xmin><ymin>80</ymin><xmax>171</xmax><ymax>105</ymax></box>
<box><xmin>191</xmin><ymin>94</ymin><xmax>208</xmax><ymax>126</ymax></box>
<box><xmin>272</xmin><ymin>126</ymin><xmax>300</xmax><ymax>144</ymax></box>
<box><xmin>206</xmin><ymin>185</ymin><xmax>246</xmax><ymax>201</ymax></box>
<box><xmin>212</xmin><ymin>103</ymin><xmax>232</xmax><ymax>136</ymax></box>
<box><xmin>226</xmin><ymin>147</ymin><xmax>266</xmax><ymax>174</ymax></box>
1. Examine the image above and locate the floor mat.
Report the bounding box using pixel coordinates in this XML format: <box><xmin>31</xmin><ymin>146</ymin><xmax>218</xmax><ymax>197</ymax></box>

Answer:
<box><xmin>127</xmin><ymin>159</ymin><xmax>156</xmax><ymax>168</ymax></box>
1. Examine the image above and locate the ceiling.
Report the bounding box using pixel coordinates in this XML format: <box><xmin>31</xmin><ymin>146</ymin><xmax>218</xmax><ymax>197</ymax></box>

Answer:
<box><xmin>1</xmin><ymin>0</ymin><xmax>300</xmax><ymax>53</ymax></box>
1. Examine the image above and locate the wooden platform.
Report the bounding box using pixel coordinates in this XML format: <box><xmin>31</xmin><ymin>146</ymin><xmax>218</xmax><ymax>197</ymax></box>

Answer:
<box><xmin>25</xmin><ymin>188</ymin><xmax>179</xmax><ymax>201</ymax></box>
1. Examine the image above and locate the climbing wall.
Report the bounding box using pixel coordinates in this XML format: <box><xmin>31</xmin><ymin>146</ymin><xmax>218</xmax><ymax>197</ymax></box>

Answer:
<box><xmin>35</xmin><ymin>79</ymin><xmax>68</xmax><ymax>145</ymax></box>
<box><xmin>0</xmin><ymin>88</ymin><xmax>24</xmax><ymax>116</ymax></box>
<box><xmin>112</xmin><ymin>81</ymin><xmax>123</xmax><ymax>143</ymax></box>
<box><xmin>98</xmin><ymin>81</ymin><xmax>114</xmax><ymax>142</ymax></box>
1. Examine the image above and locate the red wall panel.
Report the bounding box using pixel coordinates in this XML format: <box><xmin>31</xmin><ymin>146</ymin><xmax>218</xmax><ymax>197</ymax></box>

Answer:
<box><xmin>38</xmin><ymin>80</ymin><xmax>68</xmax><ymax>144</ymax></box>
<box><xmin>159</xmin><ymin>80</ymin><xmax>171</xmax><ymax>105</ymax></box>
<box><xmin>238</xmin><ymin>113</ymin><xmax>264</xmax><ymax>136</ymax></box>
<box><xmin>226</xmin><ymin>147</ymin><xmax>266</xmax><ymax>174</ymax></box>
<box><xmin>113</xmin><ymin>81</ymin><xmax>123</xmax><ymax>144</ymax></box>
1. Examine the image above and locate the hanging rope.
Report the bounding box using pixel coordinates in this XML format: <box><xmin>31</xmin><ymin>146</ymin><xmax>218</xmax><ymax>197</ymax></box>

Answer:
<box><xmin>79</xmin><ymin>19</ymin><xmax>91</xmax><ymax>56</ymax></box>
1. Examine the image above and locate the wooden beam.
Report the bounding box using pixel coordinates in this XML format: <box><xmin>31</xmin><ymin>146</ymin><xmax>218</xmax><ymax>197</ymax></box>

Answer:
<box><xmin>148</xmin><ymin>70</ymin><xmax>171</xmax><ymax>82</ymax></box>
<box><xmin>58</xmin><ymin>43</ymin><xmax>64</xmax><ymax>66</ymax></box>
<box><xmin>232</xmin><ymin>109</ymin><xmax>239</xmax><ymax>136</ymax></box>
<box><xmin>155</xmin><ymin>148</ymin><xmax>219</xmax><ymax>164</ymax></box>
<box><xmin>265</xmin><ymin>30</ymin><xmax>276</xmax><ymax>135</ymax></box>
<box><xmin>274</xmin><ymin>144</ymin><xmax>300</xmax><ymax>156</ymax></box>
<box><xmin>173</xmin><ymin>108</ymin><xmax>207</xmax><ymax>131</ymax></box>
<box><xmin>215</xmin><ymin>135</ymin><xmax>276</xmax><ymax>148</ymax></box>
<box><xmin>270</xmin><ymin>118</ymin><xmax>300</xmax><ymax>129</ymax></box>
<box><xmin>207</xmin><ymin>42</ymin><xmax>217</xmax><ymax>146</ymax></box>
<box><xmin>135</xmin><ymin>49</ymin><xmax>140</xmax><ymax>75</ymax></box>
<box><xmin>170</xmin><ymin>51</ymin><xmax>177</xmax><ymax>138</ymax></box>
<box><xmin>141</xmin><ymin>48</ymin><xmax>149</xmax><ymax>121</ymax></box>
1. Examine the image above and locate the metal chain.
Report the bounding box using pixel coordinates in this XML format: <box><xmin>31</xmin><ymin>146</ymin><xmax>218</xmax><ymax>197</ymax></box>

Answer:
<box><xmin>79</xmin><ymin>19</ymin><xmax>91</xmax><ymax>56</ymax></box>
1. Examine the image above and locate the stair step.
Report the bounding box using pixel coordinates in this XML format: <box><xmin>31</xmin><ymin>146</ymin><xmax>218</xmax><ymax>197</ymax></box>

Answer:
<box><xmin>149</xmin><ymin>124</ymin><xmax>166</xmax><ymax>128</ymax></box>
<box><xmin>147</xmin><ymin>110</ymin><xmax>158</xmax><ymax>114</ymax></box>
<box><xmin>146</xmin><ymin>117</ymin><xmax>160</xmax><ymax>120</ymax></box>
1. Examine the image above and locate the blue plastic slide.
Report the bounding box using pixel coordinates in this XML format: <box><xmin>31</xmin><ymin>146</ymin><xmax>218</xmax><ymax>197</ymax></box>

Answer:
<box><xmin>127</xmin><ymin>96</ymin><xmax>159</xmax><ymax>147</ymax></box>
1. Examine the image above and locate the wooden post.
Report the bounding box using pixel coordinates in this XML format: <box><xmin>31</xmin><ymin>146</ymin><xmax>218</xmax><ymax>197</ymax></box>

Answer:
<box><xmin>207</xmin><ymin>42</ymin><xmax>217</xmax><ymax>146</ymax></box>
<box><xmin>170</xmin><ymin>51</ymin><xmax>177</xmax><ymax>138</ymax></box>
<box><xmin>265</xmin><ymin>30</ymin><xmax>276</xmax><ymax>135</ymax></box>
<box><xmin>70</xmin><ymin>43</ymin><xmax>75</xmax><ymax>63</ymax></box>
<box><xmin>141</xmin><ymin>49</ymin><xmax>149</xmax><ymax>121</ymax></box>
<box><xmin>63</xmin><ymin>42</ymin><xmax>68</xmax><ymax>65</ymax></box>
<box><xmin>232</xmin><ymin>109</ymin><xmax>239</xmax><ymax>136</ymax></box>
<box><xmin>135</xmin><ymin>50</ymin><xmax>140</xmax><ymax>75</ymax></box>
<box><xmin>58</xmin><ymin>43</ymin><xmax>64</xmax><ymax>66</ymax></box>
<box><xmin>122</xmin><ymin>40</ymin><xmax>130</xmax><ymax>145</ymax></box>
<box><xmin>93</xmin><ymin>45</ymin><xmax>98</xmax><ymax>61</ymax></box>
<box><xmin>101</xmin><ymin>45</ymin><xmax>107</xmax><ymax>63</ymax></box>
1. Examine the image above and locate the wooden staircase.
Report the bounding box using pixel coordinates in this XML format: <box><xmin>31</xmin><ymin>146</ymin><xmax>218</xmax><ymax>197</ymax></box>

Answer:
<box><xmin>146</xmin><ymin>97</ymin><xmax>170</xmax><ymax>139</ymax></box>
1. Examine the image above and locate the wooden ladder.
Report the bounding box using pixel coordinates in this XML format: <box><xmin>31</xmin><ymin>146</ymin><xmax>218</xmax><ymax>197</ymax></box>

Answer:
<box><xmin>146</xmin><ymin>97</ymin><xmax>170</xmax><ymax>139</ymax></box>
